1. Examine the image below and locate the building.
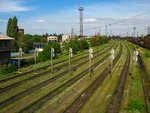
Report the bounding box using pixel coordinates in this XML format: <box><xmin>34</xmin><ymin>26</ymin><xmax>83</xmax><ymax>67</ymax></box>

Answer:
<box><xmin>0</xmin><ymin>34</ymin><xmax>14</xmax><ymax>65</ymax></box>
<box><xmin>47</xmin><ymin>35</ymin><xmax>58</xmax><ymax>43</ymax></box>
<box><xmin>86</xmin><ymin>36</ymin><xmax>93</xmax><ymax>39</ymax></box>
<box><xmin>62</xmin><ymin>34</ymin><xmax>70</xmax><ymax>42</ymax></box>
<box><xmin>34</xmin><ymin>42</ymin><xmax>46</xmax><ymax>52</ymax></box>
<box><xmin>18</xmin><ymin>29</ymin><xmax>24</xmax><ymax>35</ymax></box>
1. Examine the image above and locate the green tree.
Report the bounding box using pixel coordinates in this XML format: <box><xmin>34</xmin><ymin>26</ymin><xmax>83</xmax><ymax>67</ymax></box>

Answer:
<box><xmin>98</xmin><ymin>36</ymin><xmax>103</xmax><ymax>45</ymax></box>
<box><xmin>6</xmin><ymin>18</ymin><xmax>12</xmax><ymax>36</ymax></box>
<box><xmin>32</xmin><ymin>35</ymin><xmax>42</xmax><ymax>42</ymax></box>
<box><xmin>10</xmin><ymin>16</ymin><xmax>18</xmax><ymax>39</ymax></box>
<box><xmin>10</xmin><ymin>16</ymin><xmax>19</xmax><ymax>51</ymax></box>
<box><xmin>38</xmin><ymin>42</ymin><xmax>61</xmax><ymax>62</ymax></box>
<box><xmin>18</xmin><ymin>34</ymin><xmax>33</xmax><ymax>53</ymax></box>
<box><xmin>83</xmin><ymin>40</ymin><xmax>89</xmax><ymax>49</ymax></box>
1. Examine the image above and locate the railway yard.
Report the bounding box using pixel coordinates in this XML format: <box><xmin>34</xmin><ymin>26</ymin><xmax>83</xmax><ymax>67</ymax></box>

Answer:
<box><xmin>0</xmin><ymin>40</ymin><xmax>149</xmax><ymax>113</ymax></box>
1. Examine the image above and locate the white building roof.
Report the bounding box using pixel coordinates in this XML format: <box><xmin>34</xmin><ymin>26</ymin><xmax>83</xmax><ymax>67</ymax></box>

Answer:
<box><xmin>0</xmin><ymin>34</ymin><xmax>14</xmax><ymax>40</ymax></box>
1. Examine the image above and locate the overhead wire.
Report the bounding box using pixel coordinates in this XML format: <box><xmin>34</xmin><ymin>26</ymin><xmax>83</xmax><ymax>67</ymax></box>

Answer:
<box><xmin>69</xmin><ymin>11</ymin><xmax>150</xmax><ymax>35</ymax></box>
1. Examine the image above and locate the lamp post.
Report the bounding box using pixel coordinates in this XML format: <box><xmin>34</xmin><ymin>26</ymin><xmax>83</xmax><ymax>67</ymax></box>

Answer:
<box><xmin>133</xmin><ymin>50</ymin><xmax>138</xmax><ymax>79</ymax></box>
<box><xmin>34</xmin><ymin>48</ymin><xmax>38</xmax><ymax>74</ymax></box>
<box><xmin>89</xmin><ymin>48</ymin><xmax>93</xmax><ymax>77</ymax></box>
<box><xmin>51</xmin><ymin>48</ymin><xmax>55</xmax><ymax>74</ymax></box>
<box><xmin>69</xmin><ymin>48</ymin><xmax>73</xmax><ymax>76</ymax></box>
<box><xmin>110</xmin><ymin>49</ymin><xmax>115</xmax><ymax>78</ymax></box>
<box><xmin>18</xmin><ymin>47</ymin><xmax>22</xmax><ymax>73</ymax></box>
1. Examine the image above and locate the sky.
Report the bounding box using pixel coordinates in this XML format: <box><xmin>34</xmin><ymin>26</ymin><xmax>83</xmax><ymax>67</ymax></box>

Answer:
<box><xmin>0</xmin><ymin>0</ymin><xmax>150</xmax><ymax>36</ymax></box>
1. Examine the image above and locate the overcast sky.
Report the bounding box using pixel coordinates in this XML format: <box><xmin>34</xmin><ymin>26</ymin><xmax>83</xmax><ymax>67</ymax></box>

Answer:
<box><xmin>0</xmin><ymin>0</ymin><xmax>150</xmax><ymax>36</ymax></box>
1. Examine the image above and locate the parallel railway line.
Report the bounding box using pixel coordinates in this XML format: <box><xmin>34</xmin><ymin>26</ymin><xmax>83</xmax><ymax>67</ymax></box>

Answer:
<box><xmin>0</xmin><ymin>42</ymin><xmax>117</xmax><ymax>110</ymax></box>
<box><xmin>17</xmin><ymin>43</ymin><xmax>119</xmax><ymax>113</ymax></box>
<box><xmin>63</xmin><ymin>42</ymin><xmax>123</xmax><ymax>113</ymax></box>
<box><xmin>0</xmin><ymin>42</ymin><xmax>115</xmax><ymax>94</ymax></box>
<box><xmin>105</xmin><ymin>42</ymin><xmax>130</xmax><ymax>113</ymax></box>
<box><xmin>0</xmin><ymin>42</ymin><xmax>111</xmax><ymax>83</ymax></box>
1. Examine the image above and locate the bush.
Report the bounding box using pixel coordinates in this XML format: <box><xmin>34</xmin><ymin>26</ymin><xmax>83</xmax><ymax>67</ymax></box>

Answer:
<box><xmin>8</xmin><ymin>64</ymin><xmax>16</xmax><ymax>73</ymax></box>
<box><xmin>0</xmin><ymin>64</ymin><xmax>8</xmax><ymax>74</ymax></box>
<box><xmin>64</xmin><ymin>39</ymin><xmax>80</xmax><ymax>54</ymax></box>
<box><xmin>0</xmin><ymin>64</ymin><xmax>16</xmax><ymax>74</ymax></box>
<box><xmin>83</xmin><ymin>40</ymin><xmax>89</xmax><ymax>49</ymax></box>
<box><xmin>38</xmin><ymin>42</ymin><xmax>61</xmax><ymax>62</ymax></box>
<box><xmin>24</xmin><ymin>58</ymin><xmax>35</xmax><ymax>65</ymax></box>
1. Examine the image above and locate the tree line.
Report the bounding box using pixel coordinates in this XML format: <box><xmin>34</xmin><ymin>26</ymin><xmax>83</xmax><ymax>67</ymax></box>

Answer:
<box><xmin>6</xmin><ymin>16</ymin><xmax>64</xmax><ymax>53</ymax></box>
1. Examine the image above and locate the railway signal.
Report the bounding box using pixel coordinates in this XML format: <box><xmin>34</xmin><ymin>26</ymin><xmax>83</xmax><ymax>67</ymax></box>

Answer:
<box><xmin>18</xmin><ymin>47</ymin><xmax>22</xmax><ymax>73</ymax></box>
<box><xmin>133</xmin><ymin>50</ymin><xmax>138</xmax><ymax>79</ymax></box>
<box><xmin>69</xmin><ymin>48</ymin><xmax>73</xmax><ymax>76</ymax></box>
<box><xmin>89</xmin><ymin>48</ymin><xmax>93</xmax><ymax>76</ymax></box>
<box><xmin>34</xmin><ymin>48</ymin><xmax>38</xmax><ymax>74</ymax></box>
<box><xmin>51</xmin><ymin>48</ymin><xmax>55</xmax><ymax>74</ymax></box>
<box><xmin>110</xmin><ymin>49</ymin><xmax>115</xmax><ymax>78</ymax></box>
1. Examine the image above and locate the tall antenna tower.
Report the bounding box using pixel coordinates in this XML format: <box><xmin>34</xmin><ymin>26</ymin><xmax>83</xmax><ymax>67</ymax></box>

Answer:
<box><xmin>78</xmin><ymin>7</ymin><xmax>84</xmax><ymax>39</ymax></box>
<box><xmin>133</xmin><ymin>27</ymin><xmax>136</xmax><ymax>38</ymax></box>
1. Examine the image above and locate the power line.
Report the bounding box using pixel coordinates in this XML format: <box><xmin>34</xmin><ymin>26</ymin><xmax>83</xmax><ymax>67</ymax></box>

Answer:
<box><xmin>71</xmin><ymin>11</ymin><xmax>150</xmax><ymax>35</ymax></box>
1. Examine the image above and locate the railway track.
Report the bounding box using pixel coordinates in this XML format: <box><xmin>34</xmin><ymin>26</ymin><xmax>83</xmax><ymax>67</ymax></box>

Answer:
<box><xmin>127</xmin><ymin>41</ymin><xmax>150</xmax><ymax>112</ymax></box>
<box><xmin>138</xmin><ymin>55</ymin><xmax>150</xmax><ymax>113</ymax></box>
<box><xmin>0</xmin><ymin>42</ymin><xmax>115</xmax><ymax>94</ymax></box>
<box><xmin>0</xmin><ymin>42</ymin><xmax>117</xmax><ymax>110</ymax></box>
<box><xmin>63</xmin><ymin>42</ymin><xmax>123</xmax><ymax>113</ymax></box>
<box><xmin>17</xmin><ymin>42</ymin><xmax>120</xmax><ymax>113</ymax></box>
<box><xmin>105</xmin><ymin>42</ymin><xmax>130</xmax><ymax>113</ymax></box>
<box><xmin>0</xmin><ymin>42</ymin><xmax>112</xmax><ymax>83</ymax></box>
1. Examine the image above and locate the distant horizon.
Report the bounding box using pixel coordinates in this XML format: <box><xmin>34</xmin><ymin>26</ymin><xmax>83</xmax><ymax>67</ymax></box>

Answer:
<box><xmin>0</xmin><ymin>0</ymin><xmax>150</xmax><ymax>36</ymax></box>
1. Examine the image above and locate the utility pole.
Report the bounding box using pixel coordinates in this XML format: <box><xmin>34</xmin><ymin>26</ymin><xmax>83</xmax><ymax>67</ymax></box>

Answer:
<box><xmin>51</xmin><ymin>48</ymin><xmax>55</xmax><ymax>74</ymax></box>
<box><xmin>133</xmin><ymin>27</ymin><xmax>136</xmax><ymax>38</ymax></box>
<box><xmin>137</xmin><ymin>32</ymin><xmax>139</xmax><ymax>40</ymax></box>
<box><xmin>78</xmin><ymin>7</ymin><xmax>84</xmax><ymax>39</ymax></box>
<box><xmin>133</xmin><ymin>50</ymin><xmax>138</xmax><ymax>79</ymax></box>
<box><xmin>110</xmin><ymin>49</ymin><xmax>114</xmax><ymax>78</ymax></box>
<box><xmin>98</xmin><ymin>29</ymin><xmax>100</xmax><ymax>36</ymax></box>
<box><xmin>69</xmin><ymin>48</ymin><xmax>73</xmax><ymax>76</ymax></box>
<box><xmin>127</xmin><ymin>32</ymin><xmax>128</xmax><ymax>38</ymax></box>
<box><xmin>146</xmin><ymin>26</ymin><xmax>150</xmax><ymax>35</ymax></box>
<box><xmin>71</xmin><ymin>28</ymin><xmax>74</xmax><ymax>39</ymax></box>
<box><xmin>109</xmin><ymin>24</ymin><xmax>111</xmax><ymax>37</ymax></box>
<box><xmin>18</xmin><ymin>47</ymin><xmax>22</xmax><ymax>73</ymax></box>
<box><xmin>105</xmin><ymin>25</ymin><xmax>108</xmax><ymax>36</ymax></box>
<box><xmin>89</xmin><ymin>48</ymin><xmax>93</xmax><ymax>77</ymax></box>
<box><xmin>34</xmin><ymin>48</ymin><xmax>38</xmax><ymax>74</ymax></box>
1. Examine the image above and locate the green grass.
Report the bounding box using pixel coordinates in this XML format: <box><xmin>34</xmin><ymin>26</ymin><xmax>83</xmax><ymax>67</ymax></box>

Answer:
<box><xmin>0</xmin><ymin>42</ymin><xmax>117</xmax><ymax>113</ymax></box>
<box><xmin>0</xmin><ymin>42</ymin><xmax>114</xmax><ymax>79</ymax></box>
<box><xmin>125</xmin><ymin>99</ymin><xmax>146</xmax><ymax>112</ymax></box>
<box><xmin>120</xmin><ymin>41</ymin><xmax>147</xmax><ymax>113</ymax></box>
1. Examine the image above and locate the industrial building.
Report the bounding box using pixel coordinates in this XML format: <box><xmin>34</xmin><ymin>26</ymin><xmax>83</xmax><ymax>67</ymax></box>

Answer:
<box><xmin>0</xmin><ymin>34</ymin><xmax>13</xmax><ymax>64</ymax></box>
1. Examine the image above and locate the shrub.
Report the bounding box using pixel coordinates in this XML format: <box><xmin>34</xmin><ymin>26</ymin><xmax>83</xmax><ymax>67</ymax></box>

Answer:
<box><xmin>8</xmin><ymin>64</ymin><xmax>16</xmax><ymax>73</ymax></box>
<box><xmin>0</xmin><ymin>64</ymin><xmax>16</xmax><ymax>74</ymax></box>
<box><xmin>24</xmin><ymin>58</ymin><xmax>35</xmax><ymax>65</ymax></box>
<box><xmin>0</xmin><ymin>64</ymin><xmax>8</xmax><ymax>74</ymax></box>
<box><xmin>83</xmin><ymin>40</ymin><xmax>90</xmax><ymax>49</ymax></box>
<box><xmin>38</xmin><ymin>42</ymin><xmax>61</xmax><ymax>62</ymax></box>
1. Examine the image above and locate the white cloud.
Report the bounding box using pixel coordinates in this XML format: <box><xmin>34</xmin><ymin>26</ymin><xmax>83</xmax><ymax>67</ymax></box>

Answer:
<box><xmin>37</xmin><ymin>19</ymin><xmax>46</xmax><ymax>23</ymax></box>
<box><xmin>0</xmin><ymin>19</ymin><xmax>7</xmax><ymax>22</ymax></box>
<box><xmin>0</xmin><ymin>0</ymin><xmax>33</xmax><ymax>12</ymax></box>
<box><xmin>84</xmin><ymin>18</ymin><xmax>96</xmax><ymax>22</ymax></box>
<box><xmin>12</xmin><ymin>0</ymin><xmax>150</xmax><ymax>36</ymax></box>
